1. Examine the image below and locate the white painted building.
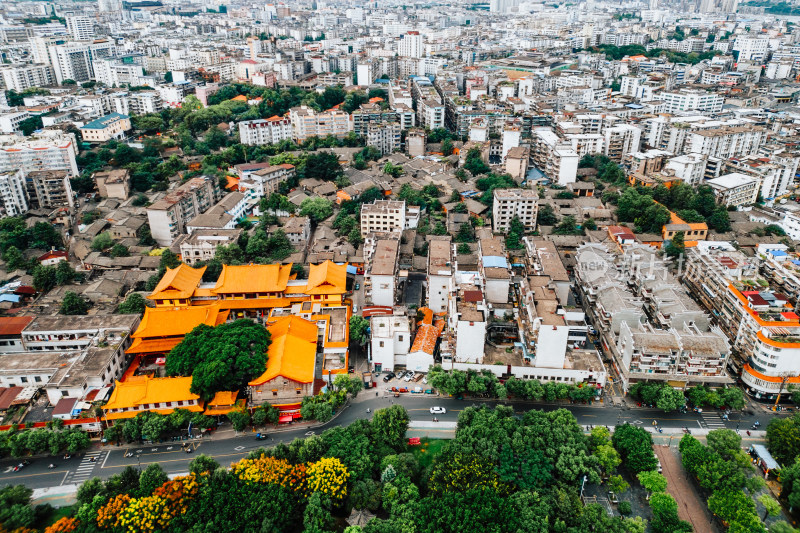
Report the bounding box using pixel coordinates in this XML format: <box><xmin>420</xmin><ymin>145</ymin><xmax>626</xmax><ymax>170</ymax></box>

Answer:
<box><xmin>238</xmin><ymin>116</ymin><xmax>293</xmax><ymax>146</ymax></box>
<box><xmin>0</xmin><ymin>169</ymin><xmax>28</xmax><ymax>216</ymax></box>
<box><xmin>427</xmin><ymin>238</ymin><xmax>453</xmax><ymax>314</ymax></box>
<box><xmin>370</xmin><ymin>312</ymin><xmax>411</xmax><ymax>372</ymax></box>
<box><xmin>367</xmin><ymin>239</ymin><xmax>399</xmax><ymax>307</ymax></box>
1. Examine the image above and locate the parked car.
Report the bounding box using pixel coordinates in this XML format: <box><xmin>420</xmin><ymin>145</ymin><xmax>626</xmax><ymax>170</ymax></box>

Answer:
<box><xmin>608</xmin><ymin>491</ymin><xmax>618</xmax><ymax>504</ymax></box>
<box><xmin>657</xmin><ymin>461</ymin><xmax>662</xmax><ymax>474</ymax></box>
<box><xmin>404</xmin><ymin>371</ymin><xmax>416</xmax><ymax>382</ymax></box>
<box><xmin>430</xmin><ymin>406</ymin><xmax>447</xmax><ymax>414</ymax></box>
<box><xmin>383</xmin><ymin>372</ymin><xmax>396</xmax><ymax>382</ymax></box>
<box><xmin>397</xmin><ymin>371</ymin><xmax>408</xmax><ymax>380</ymax></box>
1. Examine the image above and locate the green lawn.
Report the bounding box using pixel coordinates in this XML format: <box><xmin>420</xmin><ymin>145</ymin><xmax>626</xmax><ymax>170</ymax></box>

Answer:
<box><xmin>411</xmin><ymin>438</ymin><xmax>447</xmax><ymax>469</ymax></box>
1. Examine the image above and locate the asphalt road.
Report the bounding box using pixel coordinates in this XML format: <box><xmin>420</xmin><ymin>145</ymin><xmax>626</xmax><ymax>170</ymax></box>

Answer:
<box><xmin>0</xmin><ymin>393</ymin><xmax>777</xmax><ymax>491</ymax></box>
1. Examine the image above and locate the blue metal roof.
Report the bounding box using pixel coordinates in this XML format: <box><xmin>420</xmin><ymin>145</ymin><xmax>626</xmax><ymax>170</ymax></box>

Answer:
<box><xmin>483</xmin><ymin>256</ymin><xmax>508</xmax><ymax>269</ymax></box>
<box><xmin>81</xmin><ymin>112</ymin><xmax>129</xmax><ymax>130</ymax></box>
<box><xmin>770</xmin><ymin>249</ymin><xmax>788</xmax><ymax>257</ymax></box>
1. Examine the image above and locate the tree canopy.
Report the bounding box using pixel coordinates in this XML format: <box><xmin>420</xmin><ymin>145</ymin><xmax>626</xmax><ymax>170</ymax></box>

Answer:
<box><xmin>166</xmin><ymin>319</ymin><xmax>271</xmax><ymax>401</ymax></box>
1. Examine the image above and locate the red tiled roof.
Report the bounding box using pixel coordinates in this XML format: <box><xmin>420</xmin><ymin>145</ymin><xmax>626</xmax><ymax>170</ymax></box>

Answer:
<box><xmin>0</xmin><ymin>316</ymin><xmax>33</xmax><ymax>336</ymax></box>
<box><xmin>0</xmin><ymin>387</ymin><xmax>23</xmax><ymax>411</ymax></box>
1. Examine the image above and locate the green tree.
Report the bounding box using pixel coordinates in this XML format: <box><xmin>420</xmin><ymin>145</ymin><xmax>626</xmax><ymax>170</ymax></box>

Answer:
<box><xmin>656</xmin><ymin>386</ymin><xmax>685</xmax><ymax>412</ymax></box>
<box><xmin>758</xmin><ymin>493</ymin><xmax>781</xmax><ymax>521</ymax></box>
<box><xmin>189</xmin><ymin>454</ymin><xmax>221</xmax><ymax>475</ymax></box>
<box><xmin>305</xmin><ymin>151</ymin><xmax>343</xmax><ymax>182</ymax></box>
<box><xmin>166</xmin><ymin>319</ymin><xmax>271</xmax><ymax>401</ymax></box>
<box><xmin>91</xmin><ymin>232</ymin><xmax>114</xmax><ymax>251</ymax></box>
<box><xmin>2</xmin><ymin>246</ymin><xmax>26</xmax><ymax>271</ymax></box>
<box><xmin>55</xmin><ymin>260</ymin><xmax>78</xmax><ymax>285</ymax></box>
<box><xmin>766</xmin><ymin>413</ymin><xmax>800</xmax><ymax>465</ymax></box>
<box><xmin>463</xmin><ymin>147</ymin><xmax>489</xmax><ymax>176</ymax></box>
<box><xmin>537</xmin><ymin>204</ymin><xmax>558</xmax><ymax>226</ymax></box>
<box><xmin>609</xmin><ymin>474</ymin><xmax>629</xmax><ymax>494</ymax></box>
<box><xmin>637</xmin><ymin>470</ymin><xmax>668</xmax><ymax>494</ymax></box>
<box><xmin>138</xmin><ymin>463</ymin><xmax>169</xmax><ymax>496</ymax></box>
<box><xmin>595</xmin><ymin>444</ymin><xmax>621</xmax><ymax>476</ymax></box>
<box><xmin>60</xmin><ymin>291</ymin><xmax>89</xmax><ymax>315</ymax></box>
<box><xmin>300</xmin><ymin>197</ymin><xmax>334</xmax><ymax>223</ymax></box>
<box><xmin>334</xmin><ymin>374</ymin><xmax>364</xmax><ymax>397</ymax></box>
<box><xmin>505</xmin><ymin>216</ymin><xmax>525</xmax><ymax>249</ymax></box>
<box><xmin>0</xmin><ymin>485</ymin><xmax>35</xmax><ymax>530</ymax></box>
<box><xmin>252</xmin><ymin>404</ymin><xmax>279</xmax><ymax>426</ymax></box>
<box><xmin>457</xmin><ymin>242</ymin><xmax>471</xmax><ymax>254</ymax></box>
<box><xmin>110</xmin><ymin>243</ymin><xmax>130</xmax><ymax>257</ymax></box>
<box><xmin>118</xmin><ymin>293</ymin><xmax>147</xmax><ymax>314</ymax></box>
<box><xmin>664</xmin><ymin>231</ymin><xmax>685</xmax><ymax>258</ymax></box>
<box><xmin>349</xmin><ymin>314</ymin><xmax>369</xmax><ymax>345</ymax></box>
<box><xmin>228</xmin><ymin>410</ymin><xmax>251</xmax><ymax>432</ymax></box>
<box><xmin>612</xmin><ymin>424</ymin><xmax>658</xmax><ymax>474</ymax></box>
<box><xmin>441</xmin><ymin>138</ymin><xmax>454</xmax><ymax>156</ymax></box>
<box><xmin>552</xmin><ymin>215</ymin><xmax>582</xmax><ymax>235</ymax></box>
<box><xmin>372</xmin><ymin>405</ymin><xmax>410</xmax><ymax>448</ymax></box>
<box><xmin>720</xmin><ymin>387</ymin><xmax>745</xmax><ymax>410</ymax></box>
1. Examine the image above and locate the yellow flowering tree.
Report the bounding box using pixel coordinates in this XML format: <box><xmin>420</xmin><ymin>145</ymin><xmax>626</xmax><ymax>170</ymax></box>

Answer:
<box><xmin>231</xmin><ymin>456</ymin><xmax>308</xmax><ymax>495</ymax></box>
<box><xmin>306</xmin><ymin>457</ymin><xmax>350</xmax><ymax>502</ymax></box>
<box><xmin>428</xmin><ymin>453</ymin><xmax>511</xmax><ymax>495</ymax></box>
<box><xmin>96</xmin><ymin>494</ymin><xmax>131</xmax><ymax>530</ymax></box>
<box><xmin>117</xmin><ymin>495</ymin><xmax>171</xmax><ymax>533</ymax></box>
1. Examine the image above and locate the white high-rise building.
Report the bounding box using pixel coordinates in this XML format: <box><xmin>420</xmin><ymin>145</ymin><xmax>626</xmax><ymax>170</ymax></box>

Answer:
<box><xmin>66</xmin><ymin>16</ymin><xmax>93</xmax><ymax>41</ymax></box>
<box><xmin>98</xmin><ymin>0</ymin><xmax>123</xmax><ymax>12</ymax></box>
<box><xmin>733</xmin><ymin>37</ymin><xmax>769</xmax><ymax>62</ymax></box>
<box><xmin>238</xmin><ymin>116</ymin><xmax>293</xmax><ymax>146</ymax></box>
<box><xmin>398</xmin><ymin>31</ymin><xmax>423</xmax><ymax>59</ymax></box>
<box><xmin>0</xmin><ymin>64</ymin><xmax>55</xmax><ymax>91</ymax></box>
<box><xmin>0</xmin><ymin>169</ymin><xmax>29</xmax><ymax>217</ymax></box>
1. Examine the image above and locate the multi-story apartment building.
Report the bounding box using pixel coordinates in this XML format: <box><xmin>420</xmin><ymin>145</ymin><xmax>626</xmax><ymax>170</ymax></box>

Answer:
<box><xmin>111</xmin><ymin>91</ymin><xmax>163</xmax><ymax>116</ymax></box>
<box><xmin>575</xmin><ymin>243</ymin><xmax>732</xmax><ymax>391</ymax></box>
<box><xmin>733</xmin><ymin>36</ymin><xmax>770</xmax><ymax>62</ymax></box>
<box><xmin>707</xmin><ymin>173</ymin><xmax>760</xmax><ymax>207</ymax></box>
<box><xmin>604</xmin><ymin>124</ymin><xmax>642</xmax><ymax>163</ymax></box>
<box><xmin>659</xmin><ymin>89</ymin><xmax>725</xmax><ymax>114</ymax></box>
<box><xmin>80</xmin><ymin>113</ymin><xmax>131</xmax><ymax>143</ymax></box>
<box><xmin>0</xmin><ymin>169</ymin><xmax>29</xmax><ymax>216</ymax></box>
<box><xmin>92</xmin><ymin>57</ymin><xmax>145</xmax><ymax>87</ymax></box>
<box><xmin>178</xmin><ymin>229</ymin><xmax>243</xmax><ymax>266</ymax></box>
<box><xmin>146</xmin><ymin>176</ymin><xmax>219</xmax><ymax>245</ymax></box>
<box><xmin>724</xmin><ymin>153</ymin><xmax>799</xmax><ymax>203</ymax></box>
<box><xmin>65</xmin><ymin>16</ymin><xmax>93</xmax><ymax>41</ymax></box>
<box><xmin>0</xmin><ymin>63</ymin><xmax>55</xmax><ymax>91</ymax></box>
<box><xmin>366</xmin><ymin>238</ymin><xmax>399</xmax><ymax>306</ymax></box>
<box><xmin>352</xmin><ymin>103</ymin><xmax>400</xmax><ymax>137</ymax></box>
<box><xmin>686</xmin><ymin>125</ymin><xmax>766</xmax><ymax>160</ymax></box>
<box><xmin>360</xmin><ymin>200</ymin><xmax>406</xmax><ymax>236</ymax></box>
<box><xmin>366</xmin><ymin>123</ymin><xmax>401</xmax><ymax>155</ymax></box>
<box><xmin>411</xmin><ymin>77</ymin><xmax>445</xmax><ymax>130</ymax></box>
<box><xmin>0</xmin><ymin>314</ymin><xmax>139</xmax><ymax>405</ymax></box>
<box><xmin>238</xmin><ymin>116</ymin><xmax>293</xmax><ymax>146</ymax></box>
<box><xmin>531</xmin><ymin>128</ymin><xmax>579</xmax><ymax>186</ymax></box>
<box><xmin>186</xmin><ymin>192</ymin><xmax>248</xmax><ymax>233</ymax></box>
<box><xmin>0</xmin><ymin>112</ymin><xmax>31</xmax><ymax>135</ymax></box>
<box><xmin>93</xmin><ymin>169</ymin><xmax>130</xmax><ymax>200</ymax></box>
<box><xmin>288</xmin><ymin>106</ymin><xmax>352</xmax><ymax>142</ymax></box>
<box><xmin>0</xmin><ymin>133</ymin><xmax>79</xmax><ymax>176</ymax></box>
<box><xmin>47</xmin><ymin>40</ymin><xmax>116</xmax><ymax>84</ymax></box>
<box><xmin>26</xmin><ymin>170</ymin><xmax>75</xmax><ymax>210</ymax></box>
<box><xmin>427</xmin><ymin>237</ymin><xmax>453</xmax><ymax>314</ymax></box>
<box><xmin>370</xmin><ymin>311</ymin><xmax>411</xmax><ymax>372</ymax></box>
<box><xmin>492</xmin><ymin>188</ymin><xmax>539</xmax><ymax>233</ymax></box>
<box><xmin>239</xmin><ymin>164</ymin><xmax>295</xmax><ymax>209</ymax></box>
<box><xmin>398</xmin><ymin>31</ymin><xmax>424</xmax><ymax>58</ymax></box>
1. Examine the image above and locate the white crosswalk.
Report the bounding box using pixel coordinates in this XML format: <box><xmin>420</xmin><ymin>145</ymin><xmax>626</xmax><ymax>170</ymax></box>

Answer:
<box><xmin>699</xmin><ymin>412</ymin><xmax>726</xmax><ymax>429</ymax></box>
<box><xmin>63</xmin><ymin>450</ymin><xmax>105</xmax><ymax>485</ymax></box>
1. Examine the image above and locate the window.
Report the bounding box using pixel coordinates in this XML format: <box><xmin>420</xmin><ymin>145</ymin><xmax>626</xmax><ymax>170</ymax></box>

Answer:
<box><xmin>380</xmin><ymin>341</ymin><xmax>385</xmax><ymax>347</ymax></box>
<box><xmin>399</xmin><ymin>335</ymin><xmax>404</xmax><ymax>342</ymax></box>
<box><xmin>20</xmin><ymin>377</ymin><xmax>27</xmax><ymax>383</ymax></box>
<box><xmin>34</xmin><ymin>376</ymin><xmax>41</xmax><ymax>383</ymax></box>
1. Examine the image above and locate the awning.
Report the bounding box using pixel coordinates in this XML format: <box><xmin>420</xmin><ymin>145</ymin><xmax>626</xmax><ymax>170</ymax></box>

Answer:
<box><xmin>278</xmin><ymin>415</ymin><xmax>293</xmax><ymax>423</ymax></box>
<box><xmin>346</xmin><ymin>265</ymin><xmax>358</xmax><ymax>274</ymax></box>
